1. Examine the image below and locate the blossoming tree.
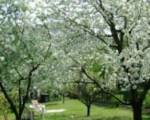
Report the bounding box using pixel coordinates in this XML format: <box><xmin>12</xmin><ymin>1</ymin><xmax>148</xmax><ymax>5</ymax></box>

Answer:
<box><xmin>0</xmin><ymin>1</ymin><xmax>52</xmax><ymax>120</ymax></box>
<box><xmin>48</xmin><ymin>0</ymin><xmax>150</xmax><ymax>120</ymax></box>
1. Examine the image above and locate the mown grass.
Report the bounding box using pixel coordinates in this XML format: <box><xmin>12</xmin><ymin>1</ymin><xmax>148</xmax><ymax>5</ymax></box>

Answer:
<box><xmin>1</xmin><ymin>99</ymin><xmax>150</xmax><ymax>120</ymax></box>
<box><xmin>36</xmin><ymin>99</ymin><xmax>133</xmax><ymax>120</ymax></box>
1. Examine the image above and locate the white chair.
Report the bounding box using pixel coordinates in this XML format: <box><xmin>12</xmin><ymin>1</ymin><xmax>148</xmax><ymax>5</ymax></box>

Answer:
<box><xmin>29</xmin><ymin>100</ymin><xmax>45</xmax><ymax>119</ymax></box>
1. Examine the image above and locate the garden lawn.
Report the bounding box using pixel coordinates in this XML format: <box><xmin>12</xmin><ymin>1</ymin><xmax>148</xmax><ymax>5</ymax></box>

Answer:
<box><xmin>35</xmin><ymin>99</ymin><xmax>149</xmax><ymax>120</ymax></box>
<box><xmin>1</xmin><ymin>99</ymin><xmax>150</xmax><ymax>120</ymax></box>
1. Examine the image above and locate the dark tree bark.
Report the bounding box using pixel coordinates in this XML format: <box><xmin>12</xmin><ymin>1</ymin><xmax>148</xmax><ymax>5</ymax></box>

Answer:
<box><xmin>0</xmin><ymin>82</ymin><xmax>19</xmax><ymax>119</ymax></box>
<box><xmin>16</xmin><ymin>116</ymin><xmax>22</xmax><ymax>120</ymax></box>
<box><xmin>86</xmin><ymin>104</ymin><xmax>91</xmax><ymax>117</ymax></box>
<box><xmin>0</xmin><ymin>64</ymin><xmax>40</xmax><ymax>120</ymax></box>
<box><xmin>62</xmin><ymin>94</ymin><xmax>65</xmax><ymax>104</ymax></box>
<box><xmin>132</xmin><ymin>100</ymin><xmax>142</xmax><ymax>120</ymax></box>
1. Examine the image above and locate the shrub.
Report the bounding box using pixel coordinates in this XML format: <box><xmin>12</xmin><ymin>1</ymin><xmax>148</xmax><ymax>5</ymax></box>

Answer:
<box><xmin>0</xmin><ymin>93</ymin><xmax>10</xmax><ymax>120</ymax></box>
<box><xmin>144</xmin><ymin>91</ymin><xmax>150</xmax><ymax>108</ymax></box>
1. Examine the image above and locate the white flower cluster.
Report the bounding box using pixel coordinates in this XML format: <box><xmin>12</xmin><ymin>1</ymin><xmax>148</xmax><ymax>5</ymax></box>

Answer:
<box><xmin>117</xmin><ymin>45</ymin><xmax>150</xmax><ymax>91</ymax></box>
<box><xmin>0</xmin><ymin>2</ymin><xmax>24</xmax><ymax>26</ymax></box>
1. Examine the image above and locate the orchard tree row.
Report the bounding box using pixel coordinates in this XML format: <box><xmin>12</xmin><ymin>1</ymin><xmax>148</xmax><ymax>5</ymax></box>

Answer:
<box><xmin>0</xmin><ymin>0</ymin><xmax>149</xmax><ymax>120</ymax></box>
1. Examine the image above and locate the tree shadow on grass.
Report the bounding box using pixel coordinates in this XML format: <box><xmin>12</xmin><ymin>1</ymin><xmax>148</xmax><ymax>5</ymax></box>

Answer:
<box><xmin>91</xmin><ymin>116</ymin><xmax>131</xmax><ymax>120</ymax></box>
<box><xmin>70</xmin><ymin>116</ymin><xmax>132</xmax><ymax>120</ymax></box>
<box><xmin>36</xmin><ymin>114</ymin><xmax>133</xmax><ymax>120</ymax></box>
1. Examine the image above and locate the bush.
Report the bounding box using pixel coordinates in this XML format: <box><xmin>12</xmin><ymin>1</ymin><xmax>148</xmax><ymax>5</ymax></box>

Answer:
<box><xmin>0</xmin><ymin>93</ymin><xmax>10</xmax><ymax>120</ymax></box>
<box><xmin>144</xmin><ymin>91</ymin><xmax>150</xmax><ymax>108</ymax></box>
<box><xmin>22</xmin><ymin>108</ymin><xmax>33</xmax><ymax>120</ymax></box>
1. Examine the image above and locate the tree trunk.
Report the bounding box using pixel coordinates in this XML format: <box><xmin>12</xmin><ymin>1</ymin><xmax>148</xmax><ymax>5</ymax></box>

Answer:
<box><xmin>16</xmin><ymin>116</ymin><xmax>21</xmax><ymax>120</ymax></box>
<box><xmin>132</xmin><ymin>101</ymin><xmax>142</xmax><ymax>120</ymax></box>
<box><xmin>86</xmin><ymin>104</ymin><xmax>91</xmax><ymax>117</ymax></box>
<box><xmin>15</xmin><ymin>112</ymin><xmax>22</xmax><ymax>120</ymax></box>
<box><xmin>62</xmin><ymin>94</ymin><xmax>65</xmax><ymax>104</ymax></box>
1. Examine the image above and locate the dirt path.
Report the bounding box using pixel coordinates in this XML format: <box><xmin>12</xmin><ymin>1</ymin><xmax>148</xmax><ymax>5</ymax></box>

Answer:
<box><xmin>45</xmin><ymin>109</ymin><xmax>66</xmax><ymax>113</ymax></box>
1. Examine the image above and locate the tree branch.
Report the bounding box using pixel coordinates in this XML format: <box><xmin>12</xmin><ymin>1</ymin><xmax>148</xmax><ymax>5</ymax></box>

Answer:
<box><xmin>0</xmin><ymin>81</ymin><xmax>19</xmax><ymax>118</ymax></box>
<box><xmin>81</xmin><ymin>66</ymin><xmax>130</xmax><ymax>105</ymax></box>
<box><xmin>69</xmin><ymin>56</ymin><xmax>130</xmax><ymax>105</ymax></box>
<box><xmin>94</xmin><ymin>0</ymin><xmax>124</xmax><ymax>53</ymax></box>
<box><xmin>55</xmin><ymin>6</ymin><xmax>108</xmax><ymax>45</ymax></box>
<box><xmin>20</xmin><ymin>63</ymin><xmax>40</xmax><ymax>115</ymax></box>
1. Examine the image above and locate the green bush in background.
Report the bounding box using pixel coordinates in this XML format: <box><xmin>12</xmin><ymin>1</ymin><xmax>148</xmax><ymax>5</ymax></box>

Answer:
<box><xmin>144</xmin><ymin>91</ymin><xmax>150</xmax><ymax>108</ymax></box>
<box><xmin>0</xmin><ymin>93</ymin><xmax>10</xmax><ymax>120</ymax></box>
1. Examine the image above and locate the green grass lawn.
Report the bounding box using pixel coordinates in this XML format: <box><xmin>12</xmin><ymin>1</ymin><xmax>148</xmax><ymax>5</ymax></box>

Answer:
<box><xmin>36</xmin><ymin>99</ymin><xmax>132</xmax><ymax>120</ymax></box>
<box><xmin>1</xmin><ymin>99</ymin><xmax>150</xmax><ymax>120</ymax></box>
